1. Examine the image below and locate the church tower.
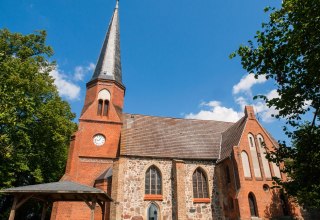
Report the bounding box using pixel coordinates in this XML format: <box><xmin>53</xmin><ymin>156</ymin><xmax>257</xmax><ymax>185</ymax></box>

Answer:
<box><xmin>65</xmin><ymin>0</ymin><xmax>124</xmax><ymax>178</ymax></box>
<box><xmin>51</xmin><ymin>1</ymin><xmax>124</xmax><ymax>219</ymax></box>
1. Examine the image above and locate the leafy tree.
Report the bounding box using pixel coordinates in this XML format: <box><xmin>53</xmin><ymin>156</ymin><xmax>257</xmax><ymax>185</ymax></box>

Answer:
<box><xmin>231</xmin><ymin>0</ymin><xmax>320</xmax><ymax>209</ymax></box>
<box><xmin>0</xmin><ymin>29</ymin><xmax>77</xmax><ymax>218</ymax></box>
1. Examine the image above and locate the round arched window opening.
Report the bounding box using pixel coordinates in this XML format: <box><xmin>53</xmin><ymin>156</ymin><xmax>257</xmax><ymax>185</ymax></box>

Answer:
<box><xmin>263</xmin><ymin>184</ymin><xmax>270</xmax><ymax>192</ymax></box>
<box><xmin>97</xmin><ymin>89</ymin><xmax>111</xmax><ymax>116</ymax></box>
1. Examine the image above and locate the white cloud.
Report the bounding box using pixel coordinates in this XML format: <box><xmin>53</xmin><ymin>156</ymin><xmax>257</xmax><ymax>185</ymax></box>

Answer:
<box><xmin>266</xmin><ymin>89</ymin><xmax>279</xmax><ymax>100</ymax></box>
<box><xmin>50</xmin><ymin>67</ymin><xmax>81</xmax><ymax>100</ymax></box>
<box><xmin>233</xmin><ymin>73</ymin><xmax>267</xmax><ymax>95</ymax></box>
<box><xmin>185</xmin><ymin>101</ymin><xmax>244</xmax><ymax>122</ymax></box>
<box><xmin>236</xmin><ymin>89</ymin><xmax>279</xmax><ymax>122</ymax></box>
<box><xmin>74</xmin><ymin>63</ymin><xmax>95</xmax><ymax>81</ymax></box>
<box><xmin>185</xmin><ymin>74</ymin><xmax>280</xmax><ymax>123</ymax></box>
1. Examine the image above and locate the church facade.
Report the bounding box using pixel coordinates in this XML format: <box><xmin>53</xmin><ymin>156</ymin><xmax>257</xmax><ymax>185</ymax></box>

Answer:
<box><xmin>51</xmin><ymin>1</ymin><xmax>302</xmax><ymax>220</ymax></box>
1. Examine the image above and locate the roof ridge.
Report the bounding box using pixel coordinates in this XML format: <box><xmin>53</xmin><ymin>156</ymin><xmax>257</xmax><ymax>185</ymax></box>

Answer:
<box><xmin>123</xmin><ymin>112</ymin><xmax>235</xmax><ymax>124</ymax></box>
<box><xmin>222</xmin><ymin>116</ymin><xmax>246</xmax><ymax>134</ymax></box>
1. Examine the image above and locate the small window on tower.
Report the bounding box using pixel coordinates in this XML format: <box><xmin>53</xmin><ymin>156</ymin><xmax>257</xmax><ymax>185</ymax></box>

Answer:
<box><xmin>103</xmin><ymin>100</ymin><xmax>109</xmax><ymax>116</ymax></box>
<box><xmin>97</xmin><ymin>89</ymin><xmax>111</xmax><ymax>116</ymax></box>
<box><xmin>97</xmin><ymin>99</ymin><xmax>103</xmax><ymax>115</ymax></box>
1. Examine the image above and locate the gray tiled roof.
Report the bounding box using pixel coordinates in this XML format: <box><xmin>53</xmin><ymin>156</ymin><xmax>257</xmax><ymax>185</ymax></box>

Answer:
<box><xmin>90</xmin><ymin>2</ymin><xmax>122</xmax><ymax>85</ymax></box>
<box><xmin>219</xmin><ymin>116</ymin><xmax>247</xmax><ymax>162</ymax></box>
<box><xmin>1</xmin><ymin>181</ymin><xmax>104</xmax><ymax>193</ymax></box>
<box><xmin>120</xmin><ymin>114</ymin><xmax>233</xmax><ymax>160</ymax></box>
<box><xmin>96</xmin><ymin>167</ymin><xmax>113</xmax><ymax>181</ymax></box>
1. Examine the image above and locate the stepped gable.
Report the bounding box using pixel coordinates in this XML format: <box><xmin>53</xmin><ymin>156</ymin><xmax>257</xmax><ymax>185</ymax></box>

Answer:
<box><xmin>120</xmin><ymin>113</ymin><xmax>233</xmax><ymax>160</ymax></box>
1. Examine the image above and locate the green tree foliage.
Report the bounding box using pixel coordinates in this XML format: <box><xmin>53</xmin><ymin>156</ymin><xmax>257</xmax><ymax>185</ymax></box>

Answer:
<box><xmin>0</xmin><ymin>29</ymin><xmax>77</xmax><ymax>218</ymax></box>
<box><xmin>231</xmin><ymin>0</ymin><xmax>320</xmax><ymax>209</ymax></box>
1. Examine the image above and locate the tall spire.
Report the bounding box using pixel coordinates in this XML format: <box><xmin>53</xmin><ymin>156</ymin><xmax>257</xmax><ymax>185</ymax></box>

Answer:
<box><xmin>91</xmin><ymin>0</ymin><xmax>122</xmax><ymax>84</ymax></box>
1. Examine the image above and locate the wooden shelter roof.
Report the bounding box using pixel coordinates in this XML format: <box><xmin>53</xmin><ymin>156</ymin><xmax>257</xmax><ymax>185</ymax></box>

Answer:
<box><xmin>0</xmin><ymin>181</ymin><xmax>112</xmax><ymax>202</ymax></box>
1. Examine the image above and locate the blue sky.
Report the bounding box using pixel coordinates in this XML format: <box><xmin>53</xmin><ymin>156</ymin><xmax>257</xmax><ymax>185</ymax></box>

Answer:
<box><xmin>1</xmin><ymin>0</ymin><xmax>287</xmax><ymax>141</ymax></box>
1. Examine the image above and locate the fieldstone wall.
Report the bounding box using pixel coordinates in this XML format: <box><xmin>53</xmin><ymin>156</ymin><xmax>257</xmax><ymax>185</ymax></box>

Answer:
<box><xmin>116</xmin><ymin>157</ymin><xmax>217</xmax><ymax>220</ymax></box>
<box><xmin>185</xmin><ymin>161</ymin><xmax>216</xmax><ymax>220</ymax></box>
<box><xmin>119</xmin><ymin>157</ymin><xmax>173</xmax><ymax>220</ymax></box>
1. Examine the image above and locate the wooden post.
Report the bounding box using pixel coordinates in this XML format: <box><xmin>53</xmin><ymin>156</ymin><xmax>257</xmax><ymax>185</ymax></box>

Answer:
<box><xmin>41</xmin><ymin>202</ymin><xmax>48</xmax><ymax>220</ymax></box>
<box><xmin>90</xmin><ymin>200</ymin><xmax>96</xmax><ymax>220</ymax></box>
<box><xmin>84</xmin><ymin>198</ymin><xmax>96</xmax><ymax>220</ymax></box>
<box><xmin>8</xmin><ymin>195</ymin><xmax>33</xmax><ymax>220</ymax></box>
<box><xmin>8</xmin><ymin>196</ymin><xmax>18</xmax><ymax>220</ymax></box>
<box><xmin>97</xmin><ymin>201</ymin><xmax>105</xmax><ymax>220</ymax></box>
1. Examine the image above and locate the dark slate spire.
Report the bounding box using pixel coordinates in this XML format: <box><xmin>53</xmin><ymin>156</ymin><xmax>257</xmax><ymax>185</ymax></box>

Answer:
<box><xmin>90</xmin><ymin>0</ymin><xmax>122</xmax><ymax>84</ymax></box>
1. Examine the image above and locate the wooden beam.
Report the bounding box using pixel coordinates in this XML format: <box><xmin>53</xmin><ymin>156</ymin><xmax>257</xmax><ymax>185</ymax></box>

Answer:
<box><xmin>41</xmin><ymin>202</ymin><xmax>48</xmax><ymax>220</ymax></box>
<box><xmin>8</xmin><ymin>196</ymin><xmax>18</xmax><ymax>220</ymax></box>
<box><xmin>80</xmin><ymin>196</ymin><xmax>97</xmax><ymax>220</ymax></box>
<box><xmin>8</xmin><ymin>194</ymin><xmax>33</xmax><ymax>220</ymax></box>
<box><xmin>16</xmin><ymin>194</ymin><xmax>33</xmax><ymax>209</ymax></box>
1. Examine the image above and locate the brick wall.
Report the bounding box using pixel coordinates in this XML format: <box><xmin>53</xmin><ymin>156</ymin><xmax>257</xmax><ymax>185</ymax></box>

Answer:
<box><xmin>52</xmin><ymin>79</ymin><xmax>124</xmax><ymax>220</ymax></box>
<box><xmin>228</xmin><ymin>106</ymin><xmax>302</xmax><ymax>220</ymax></box>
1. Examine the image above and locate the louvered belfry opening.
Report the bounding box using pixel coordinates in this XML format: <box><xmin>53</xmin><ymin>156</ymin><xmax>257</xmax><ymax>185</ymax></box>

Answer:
<box><xmin>192</xmin><ymin>168</ymin><xmax>209</xmax><ymax>198</ymax></box>
<box><xmin>145</xmin><ymin>166</ymin><xmax>162</xmax><ymax>195</ymax></box>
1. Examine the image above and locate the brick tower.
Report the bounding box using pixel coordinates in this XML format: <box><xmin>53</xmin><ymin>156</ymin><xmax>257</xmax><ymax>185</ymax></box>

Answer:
<box><xmin>51</xmin><ymin>1</ymin><xmax>124</xmax><ymax>219</ymax></box>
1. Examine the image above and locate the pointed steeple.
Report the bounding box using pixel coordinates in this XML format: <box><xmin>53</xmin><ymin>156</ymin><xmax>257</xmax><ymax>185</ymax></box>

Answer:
<box><xmin>91</xmin><ymin>0</ymin><xmax>122</xmax><ymax>84</ymax></box>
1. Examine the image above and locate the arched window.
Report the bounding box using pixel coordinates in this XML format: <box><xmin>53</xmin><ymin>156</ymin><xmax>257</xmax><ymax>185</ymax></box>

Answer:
<box><xmin>192</xmin><ymin>168</ymin><xmax>209</xmax><ymax>198</ymax></box>
<box><xmin>248</xmin><ymin>193</ymin><xmax>258</xmax><ymax>217</ymax></box>
<box><xmin>241</xmin><ymin>151</ymin><xmax>251</xmax><ymax>178</ymax></box>
<box><xmin>272</xmin><ymin>162</ymin><xmax>282</xmax><ymax>178</ymax></box>
<box><xmin>97</xmin><ymin>89</ymin><xmax>111</xmax><ymax>116</ymax></box>
<box><xmin>147</xmin><ymin>203</ymin><xmax>159</xmax><ymax>220</ymax></box>
<box><xmin>257</xmin><ymin>134</ymin><xmax>272</xmax><ymax>179</ymax></box>
<box><xmin>97</xmin><ymin>99</ymin><xmax>103</xmax><ymax>115</ymax></box>
<box><xmin>145</xmin><ymin>166</ymin><xmax>161</xmax><ymax>195</ymax></box>
<box><xmin>248</xmin><ymin>133</ymin><xmax>262</xmax><ymax>178</ymax></box>
<box><xmin>103</xmin><ymin>100</ymin><xmax>109</xmax><ymax>116</ymax></box>
<box><xmin>225</xmin><ymin>166</ymin><xmax>231</xmax><ymax>184</ymax></box>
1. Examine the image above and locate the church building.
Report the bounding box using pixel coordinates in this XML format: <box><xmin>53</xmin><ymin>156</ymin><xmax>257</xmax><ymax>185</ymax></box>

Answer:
<box><xmin>51</xmin><ymin>1</ymin><xmax>302</xmax><ymax>219</ymax></box>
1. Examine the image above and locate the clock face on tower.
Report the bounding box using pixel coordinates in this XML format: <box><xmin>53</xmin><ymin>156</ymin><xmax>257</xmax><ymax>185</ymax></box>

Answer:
<box><xmin>93</xmin><ymin>134</ymin><xmax>106</xmax><ymax>146</ymax></box>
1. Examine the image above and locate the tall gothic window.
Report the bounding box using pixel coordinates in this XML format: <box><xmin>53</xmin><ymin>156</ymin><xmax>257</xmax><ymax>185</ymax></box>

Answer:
<box><xmin>257</xmin><ymin>134</ymin><xmax>272</xmax><ymax>179</ymax></box>
<box><xmin>192</xmin><ymin>168</ymin><xmax>209</xmax><ymax>198</ymax></box>
<box><xmin>145</xmin><ymin>166</ymin><xmax>161</xmax><ymax>195</ymax></box>
<box><xmin>248</xmin><ymin>133</ymin><xmax>262</xmax><ymax>178</ymax></box>
<box><xmin>248</xmin><ymin>193</ymin><xmax>258</xmax><ymax>217</ymax></box>
<box><xmin>241</xmin><ymin>151</ymin><xmax>251</xmax><ymax>178</ymax></box>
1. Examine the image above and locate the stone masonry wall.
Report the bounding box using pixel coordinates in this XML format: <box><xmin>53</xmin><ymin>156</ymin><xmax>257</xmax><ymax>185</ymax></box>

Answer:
<box><xmin>119</xmin><ymin>157</ymin><xmax>173</xmax><ymax>220</ymax></box>
<box><xmin>185</xmin><ymin>161</ymin><xmax>215</xmax><ymax>220</ymax></box>
<box><xmin>117</xmin><ymin>157</ymin><xmax>216</xmax><ymax>220</ymax></box>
